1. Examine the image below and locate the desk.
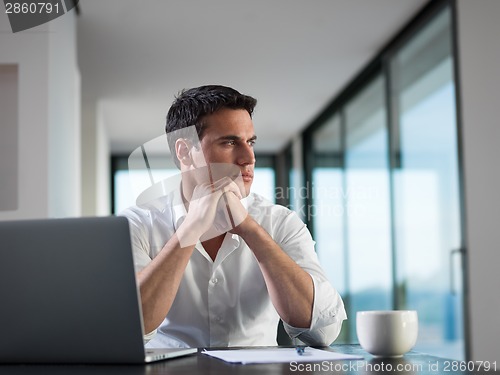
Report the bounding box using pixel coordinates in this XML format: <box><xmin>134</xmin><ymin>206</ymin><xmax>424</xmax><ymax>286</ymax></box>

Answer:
<box><xmin>0</xmin><ymin>345</ymin><xmax>486</xmax><ymax>374</ymax></box>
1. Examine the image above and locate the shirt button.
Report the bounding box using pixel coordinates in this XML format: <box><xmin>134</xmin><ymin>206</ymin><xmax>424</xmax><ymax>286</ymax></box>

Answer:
<box><xmin>211</xmin><ymin>278</ymin><xmax>218</xmax><ymax>284</ymax></box>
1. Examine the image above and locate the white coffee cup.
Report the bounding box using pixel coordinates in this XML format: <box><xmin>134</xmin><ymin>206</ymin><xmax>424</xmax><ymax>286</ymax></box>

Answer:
<box><xmin>356</xmin><ymin>310</ymin><xmax>418</xmax><ymax>358</ymax></box>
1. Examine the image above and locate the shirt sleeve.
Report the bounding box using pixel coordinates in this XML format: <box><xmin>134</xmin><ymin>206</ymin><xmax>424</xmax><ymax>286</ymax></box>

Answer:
<box><xmin>143</xmin><ymin>329</ymin><xmax>157</xmax><ymax>344</ymax></box>
<box><xmin>119</xmin><ymin>207</ymin><xmax>154</xmax><ymax>273</ymax></box>
<box><xmin>272</xmin><ymin>208</ymin><xmax>348</xmax><ymax>346</ymax></box>
<box><xmin>283</xmin><ymin>274</ymin><xmax>347</xmax><ymax>346</ymax></box>
<box><xmin>119</xmin><ymin>208</ymin><xmax>157</xmax><ymax>343</ymax></box>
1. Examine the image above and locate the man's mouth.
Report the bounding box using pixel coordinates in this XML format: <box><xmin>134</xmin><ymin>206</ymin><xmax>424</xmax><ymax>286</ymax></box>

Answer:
<box><xmin>241</xmin><ymin>173</ymin><xmax>253</xmax><ymax>182</ymax></box>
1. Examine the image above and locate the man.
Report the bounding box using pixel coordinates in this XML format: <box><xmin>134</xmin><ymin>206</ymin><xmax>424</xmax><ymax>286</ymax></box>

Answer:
<box><xmin>121</xmin><ymin>85</ymin><xmax>346</xmax><ymax>348</ymax></box>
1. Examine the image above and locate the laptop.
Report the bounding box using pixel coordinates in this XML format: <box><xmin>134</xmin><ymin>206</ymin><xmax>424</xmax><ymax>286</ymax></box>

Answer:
<box><xmin>0</xmin><ymin>216</ymin><xmax>196</xmax><ymax>364</ymax></box>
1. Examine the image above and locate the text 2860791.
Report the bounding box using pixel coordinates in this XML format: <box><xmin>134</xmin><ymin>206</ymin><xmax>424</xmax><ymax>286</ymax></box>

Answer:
<box><xmin>5</xmin><ymin>2</ymin><xmax>61</xmax><ymax>14</ymax></box>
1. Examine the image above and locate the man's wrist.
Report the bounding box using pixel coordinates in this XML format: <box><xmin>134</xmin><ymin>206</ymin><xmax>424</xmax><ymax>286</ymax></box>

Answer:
<box><xmin>176</xmin><ymin>219</ymin><xmax>202</xmax><ymax>248</ymax></box>
<box><xmin>231</xmin><ymin>215</ymin><xmax>258</xmax><ymax>237</ymax></box>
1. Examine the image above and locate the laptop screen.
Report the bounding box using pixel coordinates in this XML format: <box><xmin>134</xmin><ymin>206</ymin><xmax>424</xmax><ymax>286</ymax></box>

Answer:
<box><xmin>0</xmin><ymin>216</ymin><xmax>147</xmax><ymax>364</ymax></box>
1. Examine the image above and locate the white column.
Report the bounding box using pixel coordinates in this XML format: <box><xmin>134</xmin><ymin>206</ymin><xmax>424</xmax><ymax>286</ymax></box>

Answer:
<box><xmin>0</xmin><ymin>10</ymin><xmax>81</xmax><ymax>220</ymax></box>
<box><xmin>456</xmin><ymin>0</ymin><xmax>500</xmax><ymax>362</ymax></box>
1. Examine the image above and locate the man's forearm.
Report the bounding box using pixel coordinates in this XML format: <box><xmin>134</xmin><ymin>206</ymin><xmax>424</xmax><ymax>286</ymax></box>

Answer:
<box><xmin>235</xmin><ymin>217</ymin><xmax>314</xmax><ymax>328</ymax></box>
<box><xmin>137</xmin><ymin>231</ymin><xmax>195</xmax><ymax>334</ymax></box>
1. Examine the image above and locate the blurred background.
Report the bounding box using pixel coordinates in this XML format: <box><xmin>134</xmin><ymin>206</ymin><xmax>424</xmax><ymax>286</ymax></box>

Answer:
<box><xmin>1</xmin><ymin>0</ymin><xmax>499</xmax><ymax>362</ymax></box>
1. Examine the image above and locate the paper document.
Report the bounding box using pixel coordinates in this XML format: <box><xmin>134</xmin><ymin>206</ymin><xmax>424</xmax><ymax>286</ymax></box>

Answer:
<box><xmin>202</xmin><ymin>347</ymin><xmax>364</xmax><ymax>364</ymax></box>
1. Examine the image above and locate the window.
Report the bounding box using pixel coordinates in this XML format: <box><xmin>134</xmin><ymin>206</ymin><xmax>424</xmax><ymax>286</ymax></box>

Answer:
<box><xmin>304</xmin><ymin>1</ymin><xmax>465</xmax><ymax>360</ymax></box>
<box><xmin>253</xmin><ymin>154</ymin><xmax>277</xmax><ymax>204</ymax></box>
<box><xmin>112</xmin><ymin>155</ymin><xmax>178</xmax><ymax>214</ymax></box>
<box><xmin>310</xmin><ymin>113</ymin><xmax>344</xmax><ymax>291</ymax></box>
<box><xmin>112</xmin><ymin>152</ymin><xmax>276</xmax><ymax>214</ymax></box>
<box><xmin>390</xmin><ymin>7</ymin><xmax>463</xmax><ymax>358</ymax></box>
<box><xmin>344</xmin><ymin>75</ymin><xmax>393</xmax><ymax>339</ymax></box>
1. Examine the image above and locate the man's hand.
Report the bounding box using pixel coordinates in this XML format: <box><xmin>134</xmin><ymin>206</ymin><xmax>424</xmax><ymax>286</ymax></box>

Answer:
<box><xmin>178</xmin><ymin>177</ymin><xmax>246</xmax><ymax>247</ymax></box>
<box><xmin>222</xmin><ymin>190</ymin><xmax>250</xmax><ymax>235</ymax></box>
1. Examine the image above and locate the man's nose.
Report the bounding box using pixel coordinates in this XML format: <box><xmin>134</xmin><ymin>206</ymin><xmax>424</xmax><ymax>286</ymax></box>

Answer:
<box><xmin>237</xmin><ymin>143</ymin><xmax>255</xmax><ymax>165</ymax></box>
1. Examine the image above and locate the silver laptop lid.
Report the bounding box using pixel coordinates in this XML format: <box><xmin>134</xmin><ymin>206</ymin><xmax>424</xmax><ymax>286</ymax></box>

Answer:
<box><xmin>0</xmin><ymin>216</ymin><xmax>147</xmax><ymax>364</ymax></box>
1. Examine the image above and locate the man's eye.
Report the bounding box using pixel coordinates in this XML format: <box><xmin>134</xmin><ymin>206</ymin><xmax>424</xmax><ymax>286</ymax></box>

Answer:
<box><xmin>248</xmin><ymin>140</ymin><xmax>256</xmax><ymax>147</ymax></box>
<box><xmin>224</xmin><ymin>140</ymin><xmax>236</xmax><ymax>146</ymax></box>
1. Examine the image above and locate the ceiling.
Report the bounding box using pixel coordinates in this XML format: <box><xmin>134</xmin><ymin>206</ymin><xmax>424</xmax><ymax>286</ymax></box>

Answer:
<box><xmin>77</xmin><ymin>0</ymin><xmax>429</xmax><ymax>155</ymax></box>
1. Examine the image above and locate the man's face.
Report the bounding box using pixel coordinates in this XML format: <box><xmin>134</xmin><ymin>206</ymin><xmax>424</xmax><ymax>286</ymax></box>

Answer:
<box><xmin>190</xmin><ymin>108</ymin><xmax>256</xmax><ymax>195</ymax></box>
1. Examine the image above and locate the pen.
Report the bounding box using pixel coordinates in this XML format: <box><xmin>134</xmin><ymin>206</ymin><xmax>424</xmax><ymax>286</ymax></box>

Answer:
<box><xmin>295</xmin><ymin>346</ymin><xmax>305</xmax><ymax>355</ymax></box>
<box><xmin>293</xmin><ymin>337</ymin><xmax>305</xmax><ymax>355</ymax></box>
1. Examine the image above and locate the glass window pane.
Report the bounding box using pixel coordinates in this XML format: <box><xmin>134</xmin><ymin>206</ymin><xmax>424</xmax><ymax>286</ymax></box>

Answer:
<box><xmin>310</xmin><ymin>114</ymin><xmax>347</xmax><ymax>341</ymax></box>
<box><xmin>252</xmin><ymin>167</ymin><xmax>276</xmax><ymax>203</ymax></box>
<box><xmin>312</xmin><ymin>168</ymin><xmax>345</xmax><ymax>289</ymax></box>
<box><xmin>344</xmin><ymin>75</ymin><xmax>393</xmax><ymax>340</ymax></box>
<box><xmin>390</xmin><ymin>7</ymin><xmax>464</xmax><ymax>360</ymax></box>
<box><xmin>113</xmin><ymin>157</ymin><xmax>275</xmax><ymax>213</ymax></box>
<box><xmin>311</xmin><ymin>114</ymin><xmax>345</xmax><ymax>291</ymax></box>
<box><xmin>114</xmin><ymin>168</ymin><xmax>179</xmax><ymax>213</ymax></box>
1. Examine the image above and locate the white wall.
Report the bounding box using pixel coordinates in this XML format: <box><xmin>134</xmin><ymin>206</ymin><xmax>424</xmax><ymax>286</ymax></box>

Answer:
<box><xmin>0</xmin><ymin>10</ymin><xmax>81</xmax><ymax>220</ymax></box>
<box><xmin>81</xmin><ymin>102</ymin><xmax>97</xmax><ymax>216</ymax></box>
<box><xmin>81</xmin><ymin>100</ymin><xmax>111</xmax><ymax>217</ymax></box>
<box><xmin>0</xmin><ymin>65</ymin><xmax>18</xmax><ymax>211</ymax></box>
<box><xmin>456</xmin><ymin>0</ymin><xmax>500</xmax><ymax>362</ymax></box>
<box><xmin>291</xmin><ymin>135</ymin><xmax>304</xmax><ymax>218</ymax></box>
<box><xmin>95</xmin><ymin>103</ymin><xmax>111</xmax><ymax>216</ymax></box>
<box><xmin>0</xmin><ymin>12</ymin><xmax>50</xmax><ymax>219</ymax></box>
<box><xmin>48</xmin><ymin>11</ymin><xmax>82</xmax><ymax>218</ymax></box>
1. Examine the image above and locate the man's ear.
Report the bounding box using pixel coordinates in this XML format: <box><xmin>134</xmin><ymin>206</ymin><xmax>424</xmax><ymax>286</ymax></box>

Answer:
<box><xmin>175</xmin><ymin>139</ymin><xmax>192</xmax><ymax>166</ymax></box>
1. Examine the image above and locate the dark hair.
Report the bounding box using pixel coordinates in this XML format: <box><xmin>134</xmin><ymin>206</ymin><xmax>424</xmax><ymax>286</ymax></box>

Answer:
<box><xmin>165</xmin><ymin>85</ymin><xmax>257</xmax><ymax>168</ymax></box>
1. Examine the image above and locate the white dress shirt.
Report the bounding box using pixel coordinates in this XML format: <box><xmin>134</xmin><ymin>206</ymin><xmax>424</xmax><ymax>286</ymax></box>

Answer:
<box><xmin>120</xmin><ymin>189</ymin><xmax>346</xmax><ymax>348</ymax></box>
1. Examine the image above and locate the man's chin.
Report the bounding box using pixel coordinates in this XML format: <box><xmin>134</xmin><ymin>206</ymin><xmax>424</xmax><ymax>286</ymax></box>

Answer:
<box><xmin>243</xmin><ymin>184</ymin><xmax>252</xmax><ymax>197</ymax></box>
